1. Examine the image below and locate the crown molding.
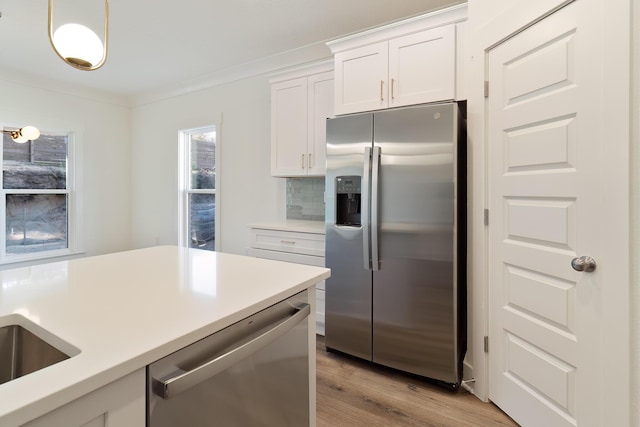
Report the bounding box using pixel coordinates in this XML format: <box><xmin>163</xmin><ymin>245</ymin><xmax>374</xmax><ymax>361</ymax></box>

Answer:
<box><xmin>130</xmin><ymin>42</ymin><xmax>334</xmax><ymax>107</ymax></box>
<box><xmin>267</xmin><ymin>60</ymin><xmax>333</xmax><ymax>84</ymax></box>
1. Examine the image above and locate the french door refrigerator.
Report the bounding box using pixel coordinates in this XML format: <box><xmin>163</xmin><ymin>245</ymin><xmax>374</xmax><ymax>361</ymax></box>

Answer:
<box><xmin>324</xmin><ymin>102</ymin><xmax>466</xmax><ymax>388</ymax></box>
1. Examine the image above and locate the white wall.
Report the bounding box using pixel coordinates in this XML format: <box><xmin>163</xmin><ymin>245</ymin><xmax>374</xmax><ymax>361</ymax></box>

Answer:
<box><xmin>0</xmin><ymin>76</ymin><xmax>132</xmax><ymax>269</ymax></box>
<box><xmin>130</xmin><ymin>74</ymin><xmax>287</xmax><ymax>255</ymax></box>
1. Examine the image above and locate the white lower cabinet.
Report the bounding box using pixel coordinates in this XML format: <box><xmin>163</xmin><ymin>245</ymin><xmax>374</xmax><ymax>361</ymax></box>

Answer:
<box><xmin>249</xmin><ymin>225</ymin><xmax>326</xmax><ymax>335</ymax></box>
<box><xmin>24</xmin><ymin>368</ymin><xmax>145</xmax><ymax>427</ymax></box>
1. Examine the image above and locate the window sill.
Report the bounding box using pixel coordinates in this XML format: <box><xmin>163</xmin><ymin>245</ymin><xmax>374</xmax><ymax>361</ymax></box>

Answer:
<box><xmin>0</xmin><ymin>249</ymin><xmax>86</xmax><ymax>265</ymax></box>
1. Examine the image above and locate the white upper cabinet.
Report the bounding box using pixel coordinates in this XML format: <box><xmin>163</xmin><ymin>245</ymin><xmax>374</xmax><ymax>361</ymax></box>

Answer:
<box><xmin>270</xmin><ymin>64</ymin><xmax>334</xmax><ymax>177</ymax></box>
<box><xmin>328</xmin><ymin>4</ymin><xmax>467</xmax><ymax>115</ymax></box>
<box><xmin>333</xmin><ymin>42</ymin><xmax>388</xmax><ymax>114</ymax></box>
<box><xmin>271</xmin><ymin>77</ymin><xmax>308</xmax><ymax>176</ymax></box>
<box><xmin>306</xmin><ymin>71</ymin><xmax>334</xmax><ymax>175</ymax></box>
<box><xmin>388</xmin><ymin>25</ymin><xmax>455</xmax><ymax>107</ymax></box>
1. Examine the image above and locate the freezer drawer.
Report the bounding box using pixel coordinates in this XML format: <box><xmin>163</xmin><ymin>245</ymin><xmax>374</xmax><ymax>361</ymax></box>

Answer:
<box><xmin>147</xmin><ymin>290</ymin><xmax>310</xmax><ymax>427</ymax></box>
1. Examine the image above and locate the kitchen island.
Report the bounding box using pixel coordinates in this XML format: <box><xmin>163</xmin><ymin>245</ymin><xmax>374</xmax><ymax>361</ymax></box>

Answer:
<box><xmin>0</xmin><ymin>246</ymin><xmax>330</xmax><ymax>426</ymax></box>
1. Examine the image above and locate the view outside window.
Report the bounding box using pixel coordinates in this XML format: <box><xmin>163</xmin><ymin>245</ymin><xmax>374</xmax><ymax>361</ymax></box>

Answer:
<box><xmin>183</xmin><ymin>128</ymin><xmax>216</xmax><ymax>251</ymax></box>
<box><xmin>2</xmin><ymin>131</ymin><xmax>69</xmax><ymax>256</ymax></box>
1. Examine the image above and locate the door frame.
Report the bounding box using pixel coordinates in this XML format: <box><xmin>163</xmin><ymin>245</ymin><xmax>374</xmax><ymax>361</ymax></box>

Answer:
<box><xmin>466</xmin><ymin>0</ymin><xmax>631</xmax><ymax>423</ymax></box>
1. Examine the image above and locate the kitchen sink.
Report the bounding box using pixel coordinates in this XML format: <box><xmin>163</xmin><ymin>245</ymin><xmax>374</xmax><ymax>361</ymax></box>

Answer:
<box><xmin>0</xmin><ymin>316</ymin><xmax>78</xmax><ymax>385</ymax></box>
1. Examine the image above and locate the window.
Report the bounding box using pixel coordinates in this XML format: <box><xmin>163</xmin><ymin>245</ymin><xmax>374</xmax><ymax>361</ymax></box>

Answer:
<box><xmin>179</xmin><ymin>126</ymin><xmax>217</xmax><ymax>251</ymax></box>
<box><xmin>1</xmin><ymin>127</ymin><xmax>79</xmax><ymax>263</ymax></box>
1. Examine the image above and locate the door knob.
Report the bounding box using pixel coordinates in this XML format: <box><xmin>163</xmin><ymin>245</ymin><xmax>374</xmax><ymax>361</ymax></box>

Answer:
<box><xmin>571</xmin><ymin>256</ymin><xmax>597</xmax><ymax>272</ymax></box>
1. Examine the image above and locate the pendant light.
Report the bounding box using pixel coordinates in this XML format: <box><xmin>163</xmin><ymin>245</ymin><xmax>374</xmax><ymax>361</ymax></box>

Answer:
<box><xmin>2</xmin><ymin>126</ymin><xmax>41</xmax><ymax>144</ymax></box>
<box><xmin>48</xmin><ymin>0</ymin><xmax>109</xmax><ymax>71</ymax></box>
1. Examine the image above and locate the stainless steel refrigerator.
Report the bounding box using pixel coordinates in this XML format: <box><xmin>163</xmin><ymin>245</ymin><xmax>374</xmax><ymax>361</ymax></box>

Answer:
<box><xmin>324</xmin><ymin>102</ymin><xmax>466</xmax><ymax>388</ymax></box>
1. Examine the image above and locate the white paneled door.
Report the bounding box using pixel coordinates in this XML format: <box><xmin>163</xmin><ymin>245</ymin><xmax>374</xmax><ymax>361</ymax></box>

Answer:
<box><xmin>487</xmin><ymin>1</ymin><xmax>628</xmax><ymax>426</ymax></box>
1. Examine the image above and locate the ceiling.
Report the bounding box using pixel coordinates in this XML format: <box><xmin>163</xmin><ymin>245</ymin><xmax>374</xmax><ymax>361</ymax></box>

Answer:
<box><xmin>0</xmin><ymin>0</ymin><xmax>462</xmax><ymax>98</ymax></box>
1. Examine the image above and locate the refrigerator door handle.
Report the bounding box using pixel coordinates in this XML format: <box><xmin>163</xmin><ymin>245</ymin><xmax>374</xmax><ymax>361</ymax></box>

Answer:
<box><xmin>362</xmin><ymin>147</ymin><xmax>372</xmax><ymax>270</ymax></box>
<box><xmin>371</xmin><ymin>146</ymin><xmax>380</xmax><ymax>271</ymax></box>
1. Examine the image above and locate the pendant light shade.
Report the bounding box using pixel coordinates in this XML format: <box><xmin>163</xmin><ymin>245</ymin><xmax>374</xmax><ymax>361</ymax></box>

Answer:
<box><xmin>20</xmin><ymin>126</ymin><xmax>41</xmax><ymax>141</ymax></box>
<box><xmin>53</xmin><ymin>24</ymin><xmax>104</xmax><ymax>68</ymax></box>
<box><xmin>48</xmin><ymin>0</ymin><xmax>109</xmax><ymax>71</ymax></box>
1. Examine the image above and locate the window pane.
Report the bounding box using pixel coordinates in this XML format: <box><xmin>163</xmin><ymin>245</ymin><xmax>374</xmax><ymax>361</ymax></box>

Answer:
<box><xmin>190</xmin><ymin>132</ymin><xmax>215</xmax><ymax>190</ymax></box>
<box><xmin>189</xmin><ymin>193</ymin><xmax>214</xmax><ymax>251</ymax></box>
<box><xmin>6</xmin><ymin>194</ymin><xmax>68</xmax><ymax>254</ymax></box>
<box><xmin>3</xmin><ymin>133</ymin><xmax>67</xmax><ymax>190</ymax></box>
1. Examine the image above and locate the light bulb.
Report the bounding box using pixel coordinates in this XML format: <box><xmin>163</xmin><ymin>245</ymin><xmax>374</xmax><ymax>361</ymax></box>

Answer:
<box><xmin>53</xmin><ymin>23</ymin><xmax>104</xmax><ymax>68</ymax></box>
<box><xmin>20</xmin><ymin>126</ymin><xmax>40</xmax><ymax>140</ymax></box>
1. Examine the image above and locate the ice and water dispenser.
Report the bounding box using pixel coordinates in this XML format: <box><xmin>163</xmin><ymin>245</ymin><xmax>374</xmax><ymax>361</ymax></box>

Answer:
<box><xmin>335</xmin><ymin>176</ymin><xmax>361</xmax><ymax>226</ymax></box>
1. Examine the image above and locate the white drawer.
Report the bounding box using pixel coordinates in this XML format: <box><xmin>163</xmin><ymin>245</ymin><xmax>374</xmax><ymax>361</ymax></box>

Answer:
<box><xmin>247</xmin><ymin>248</ymin><xmax>324</xmax><ymax>266</ymax></box>
<box><xmin>250</xmin><ymin>228</ymin><xmax>325</xmax><ymax>257</ymax></box>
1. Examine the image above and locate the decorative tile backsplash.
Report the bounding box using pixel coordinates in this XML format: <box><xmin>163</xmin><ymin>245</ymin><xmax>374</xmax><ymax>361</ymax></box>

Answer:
<box><xmin>286</xmin><ymin>178</ymin><xmax>325</xmax><ymax>221</ymax></box>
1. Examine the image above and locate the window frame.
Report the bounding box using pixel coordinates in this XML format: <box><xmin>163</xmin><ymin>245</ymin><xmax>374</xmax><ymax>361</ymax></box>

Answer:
<box><xmin>0</xmin><ymin>126</ymin><xmax>83</xmax><ymax>264</ymax></box>
<box><xmin>178</xmin><ymin>125</ymin><xmax>218</xmax><ymax>251</ymax></box>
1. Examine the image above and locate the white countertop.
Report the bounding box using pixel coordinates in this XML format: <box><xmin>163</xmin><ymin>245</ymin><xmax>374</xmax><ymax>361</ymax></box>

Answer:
<box><xmin>249</xmin><ymin>220</ymin><xmax>325</xmax><ymax>234</ymax></box>
<box><xmin>0</xmin><ymin>246</ymin><xmax>330</xmax><ymax>426</ymax></box>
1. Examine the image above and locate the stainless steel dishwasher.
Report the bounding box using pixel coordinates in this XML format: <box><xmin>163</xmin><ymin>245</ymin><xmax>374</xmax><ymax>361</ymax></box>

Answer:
<box><xmin>147</xmin><ymin>290</ymin><xmax>310</xmax><ymax>427</ymax></box>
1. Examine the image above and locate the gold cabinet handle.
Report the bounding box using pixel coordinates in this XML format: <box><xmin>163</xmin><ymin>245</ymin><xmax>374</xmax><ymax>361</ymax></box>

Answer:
<box><xmin>308</xmin><ymin>153</ymin><xmax>312</xmax><ymax>169</ymax></box>
<box><xmin>301</xmin><ymin>154</ymin><xmax>305</xmax><ymax>169</ymax></box>
<box><xmin>280</xmin><ymin>240</ymin><xmax>296</xmax><ymax>245</ymax></box>
<box><xmin>380</xmin><ymin>80</ymin><xmax>384</xmax><ymax>101</ymax></box>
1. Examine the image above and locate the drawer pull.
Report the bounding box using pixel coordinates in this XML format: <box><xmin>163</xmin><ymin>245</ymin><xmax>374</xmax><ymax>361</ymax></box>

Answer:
<box><xmin>280</xmin><ymin>240</ymin><xmax>297</xmax><ymax>245</ymax></box>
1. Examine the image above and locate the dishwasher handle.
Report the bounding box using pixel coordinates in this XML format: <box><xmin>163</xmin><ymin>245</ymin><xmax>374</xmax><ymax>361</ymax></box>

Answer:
<box><xmin>152</xmin><ymin>303</ymin><xmax>311</xmax><ymax>400</ymax></box>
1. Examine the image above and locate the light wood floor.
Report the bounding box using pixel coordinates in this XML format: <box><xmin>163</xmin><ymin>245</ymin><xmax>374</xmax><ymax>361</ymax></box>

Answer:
<box><xmin>316</xmin><ymin>335</ymin><xmax>519</xmax><ymax>427</ymax></box>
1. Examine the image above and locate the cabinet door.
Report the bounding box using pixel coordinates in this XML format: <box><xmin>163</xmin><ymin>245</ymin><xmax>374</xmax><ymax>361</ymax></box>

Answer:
<box><xmin>271</xmin><ymin>77</ymin><xmax>308</xmax><ymax>176</ymax></box>
<box><xmin>23</xmin><ymin>369</ymin><xmax>145</xmax><ymax>427</ymax></box>
<box><xmin>334</xmin><ymin>41</ymin><xmax>388</xmax><ymax>115</ymax></box>
<box><xmin>388</xmin><ymin>25</ymin><xmax>456</xmax><ymax>108</ymax></box>
<box><xmin>307</xmin><ymin>71</ymin><xmax>334</xmax><ymax>175</ymax></box>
